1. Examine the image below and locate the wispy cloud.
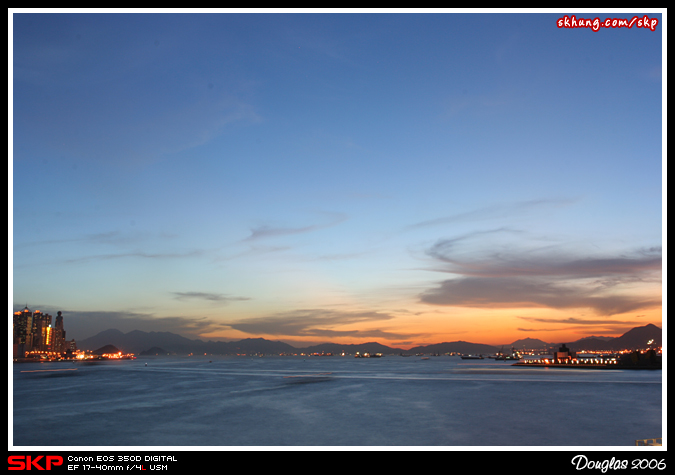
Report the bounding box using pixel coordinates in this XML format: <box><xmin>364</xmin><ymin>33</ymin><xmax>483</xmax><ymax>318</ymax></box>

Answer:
<box><xmin>63</xmin><ymin>249</ymin><xmax>204</xmax><ymax>264</ymax></box>
<box><xmin>13</xmin><ymin>230</ymin><xmax>171</xmax><ymax>249</ymax></box>
<box><xmin>244</xmin><ymin>212</ymin><xmax>347</xmax><ymax>241</ymax></box>
<box><xmin>518</xmin><ymin>316</ymin><xmax>645</xmax><ymax>326</ymax></box>
<box><xmin>517</xmin><ymin>324</ymin><xmax>643</xmax><ymax>337</ymax></box>
<box><xmin>407</xmin><ymin>198</ymin><xmax>576</xmax><ymax>229</ymax></box>
<box><xmin>226</xmin><ymin>309</ymin><xmax>421</xmax><ymax>341</ymax></box>
<box><xmin>171</xmin><ymin>292</ymin><xmax>250</xmax><ymax>302</ymax></box>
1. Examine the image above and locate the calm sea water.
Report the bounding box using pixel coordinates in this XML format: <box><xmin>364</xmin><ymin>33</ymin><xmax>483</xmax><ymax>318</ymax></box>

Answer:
<box><xmin>12</xmin><ymin>355</ymin><xmax>662</xmax><ymax>447</ymax></box>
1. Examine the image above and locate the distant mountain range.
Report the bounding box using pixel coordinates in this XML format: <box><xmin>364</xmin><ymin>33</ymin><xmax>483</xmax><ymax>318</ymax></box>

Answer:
<box><xmin>76</xmin><ymin>324</ymin><xmax>662</xmax><ymax>356</ymax></box>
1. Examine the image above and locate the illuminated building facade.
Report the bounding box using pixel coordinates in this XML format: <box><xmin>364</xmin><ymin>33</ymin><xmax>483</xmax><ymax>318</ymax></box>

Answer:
<box><xmin>553</xmin><ymin>343</ymin><xmax>575</xmax><ymax>363</ymax></box>
<box><xmin>12</xmin><ymin>306</ymin><xmax>70</xmax><ymax>358</ymax></box>
<box><xmin>53</xmin><ymin>311</ymin><xmax>66</xmax><ymax>354</ymax></box>
<box><xmin>30</xmin><ymin>310</ymin><xmax>52</xmax><ymax>352</ymax></box>
<box><xmin>12</xmin><ymin>306</ymin><xmax>34</xmax><ymax>357</ymax></box>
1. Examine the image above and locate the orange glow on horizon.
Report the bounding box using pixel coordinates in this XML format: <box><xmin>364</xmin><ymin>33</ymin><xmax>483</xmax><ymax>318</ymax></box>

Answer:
<box><xmin>194</xmin><ymin>304</ymin><xmax>661</xmax><ymax>350</ymax></box>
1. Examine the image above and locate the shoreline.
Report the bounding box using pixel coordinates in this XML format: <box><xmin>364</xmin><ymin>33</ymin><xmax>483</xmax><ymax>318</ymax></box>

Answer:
<box><xmin>512</xmin><ymin>362</ymin><xmax>661</xmax><ymax>370</ymax></box>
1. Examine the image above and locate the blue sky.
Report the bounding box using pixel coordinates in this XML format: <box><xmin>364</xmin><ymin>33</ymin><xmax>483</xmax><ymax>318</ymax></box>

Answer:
<box><xmin>11</xmin><ymin>11</ymin><xmax>664</xmax><ymax>347</ymax></box>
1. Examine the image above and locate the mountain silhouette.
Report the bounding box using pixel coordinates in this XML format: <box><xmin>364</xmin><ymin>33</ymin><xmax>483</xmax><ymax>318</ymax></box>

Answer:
<box><xmin>92</xmin><ymin>344</ymin><xmax>121</xmax><ymax>355</ymax></box>
<box><xmin>76</xmin><ymin>324</ymin><xmax>661</xmax><ymax>355</ymax></box>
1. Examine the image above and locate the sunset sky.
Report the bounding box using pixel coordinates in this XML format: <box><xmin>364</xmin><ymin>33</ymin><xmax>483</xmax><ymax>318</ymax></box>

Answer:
<box><xmin>11</xmin><ymin>11</ymin><xmax>664</xmax><ymax>348</ymax></box>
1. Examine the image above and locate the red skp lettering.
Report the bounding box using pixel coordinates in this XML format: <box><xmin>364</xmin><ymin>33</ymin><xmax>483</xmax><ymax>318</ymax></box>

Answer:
<box><xmin>8</xmin><ymin>455</ymin><xmax>64</xmax><ymax>470</ymax></box>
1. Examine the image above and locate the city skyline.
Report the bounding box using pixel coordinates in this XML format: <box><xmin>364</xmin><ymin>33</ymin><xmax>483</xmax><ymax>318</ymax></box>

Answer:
<box><xmin>11</xmin><ymin>10</ymin><xmax>664</xmax><ymax>348</ymax></box>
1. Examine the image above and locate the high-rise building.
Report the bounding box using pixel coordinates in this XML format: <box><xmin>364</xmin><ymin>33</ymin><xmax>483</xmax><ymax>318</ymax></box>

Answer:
<box><xmin>30</xmin><ymin>310</ymin><xmax>53</xmax><ymax>352</ymax></box>
<box><xmin>54</xmin><ymin>311</ymin><xmax>66</xmax><ymax>354</ymax></box>
<box><xmin>13</xmin><ymin>306</ymin><xmax>33</xmax><ymax>357</ymax></box>
<box><xmin>13</xmin><ymin>306</ymin><xmax>72</xmax><ymax>358</ymax></box>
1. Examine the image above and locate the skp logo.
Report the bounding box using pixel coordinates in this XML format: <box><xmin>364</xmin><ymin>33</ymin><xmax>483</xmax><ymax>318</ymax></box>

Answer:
<box><xmin>8</xmin><ymin>456</ymin><xmax>64</xmax><ymax>470</ymax></box>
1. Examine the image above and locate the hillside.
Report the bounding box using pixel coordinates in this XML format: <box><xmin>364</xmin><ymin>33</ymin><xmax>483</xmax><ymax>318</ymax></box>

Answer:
<box><xmin>92</xmin><ymin>344</ymin><xmax>121</xmax><ymax>355</ymax></box>
<box><xmin>503</xmin><ymin>324</ymin><xmax>662</xmax><ymax>352</ymax></box>
<box><xmin>407</xmin><ymin>341</ymin><xmax>499</xmax><ymax>355</ymax></box>
<box><xmin>76</xmin><ymin>324</ymin><xmax>661</xmax><ymax>356</ymax></box>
